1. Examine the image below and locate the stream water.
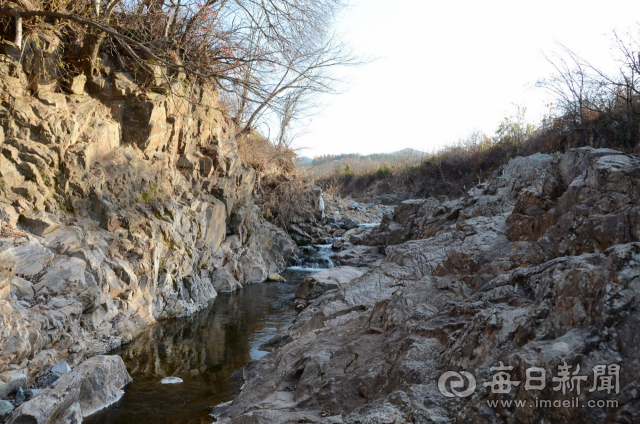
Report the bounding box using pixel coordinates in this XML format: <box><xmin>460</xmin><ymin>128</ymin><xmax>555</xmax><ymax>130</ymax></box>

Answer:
<box><xmin>85</xmin><ymin>247</ymin><xmax>334</xmax><ymax>424</ymax></box>
<box><xmin>292</xmin><ymin>244</ymin><xmax>338</xmax><ymax>270</ymax></box>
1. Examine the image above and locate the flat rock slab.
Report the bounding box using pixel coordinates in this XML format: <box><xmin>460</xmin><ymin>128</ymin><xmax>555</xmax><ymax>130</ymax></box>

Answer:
<box><xmin>160</xmin><ymin>377</ymin><xmax>183</xmax><ymax>384</ymax></box>
<box><xmin>33</xmin><ymin>257</ymin><xmax>86</xmax><ymax>295</ymax></box>
<box><xmin>13</xmin><ymin>243</ymin><xmax>54</xmax><ymax>276</ymax></box>
<box><xmin>334</xmin><ymin>245</ymin><xmax>384</xmax><ymax>268</ymax></box>
<box><xmin>306</xmin><ymin>266</ymin><xmax>365</xmax><ymax>286</ymax></box>
<box><xmin>19</xmin><ymin>211</ymin><xmax>61</xmax><ymax>236</ymax></box>
<box><xmin>295</xmin><ymin>266</ymin><xmax>365</xmax><ymax>302</ymax></box>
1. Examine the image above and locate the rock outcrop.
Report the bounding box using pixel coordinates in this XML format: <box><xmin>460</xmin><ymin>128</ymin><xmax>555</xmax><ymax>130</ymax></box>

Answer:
<box><xmin>7</xmin><ymin>355</ymin><xmax>132</xmax><ymax>422</ymax></box>
<box><xmin>0</xmin><ymin>37</ymin><xmax>297</xmax><ymax>392</ymax></box>
<box><xmin>294</xmin><ymin>266</ymin><xmax>365</xmax><ymax>307</ymax></box>
<box><xmin>214</xmin><ymin>148</ymin><xmax>640</xmax><ymax>423</ymax></box>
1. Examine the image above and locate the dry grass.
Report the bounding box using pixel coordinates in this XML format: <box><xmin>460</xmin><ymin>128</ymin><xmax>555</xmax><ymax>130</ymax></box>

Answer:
<box><xmin>237</xmin><ymin>132</ymin><xmax>297</xmax><ymax>176</ymax></box>
<box><xmin>237</xmin><ymin>131</ymin><xmax>317</xmax><ymax>227</ymax></box>
<box><xmin>301</xmin><ymin>149</ymin><xmax>426</xmax><ymax>179</ymax></box>
<box><xmin>317</xmin><ymin>105</ymin><xmax>639</xmax><ymax>200</ymax></box>
<box><xmin>260</xmin><ymin>175</ymin><xmax>316</xmax><ymax>227</ymax></box>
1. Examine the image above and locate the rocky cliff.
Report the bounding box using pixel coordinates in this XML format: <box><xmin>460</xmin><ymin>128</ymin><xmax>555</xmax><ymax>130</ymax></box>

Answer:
<box><xmin>214</xmin><ymin>147</ymin><xmax>640</xmax><ymax>423</ymax></box>
<box><xmin>0</xmin><ymin>37</ymin><xmax>297</xmax><ymax>389</ymax></box>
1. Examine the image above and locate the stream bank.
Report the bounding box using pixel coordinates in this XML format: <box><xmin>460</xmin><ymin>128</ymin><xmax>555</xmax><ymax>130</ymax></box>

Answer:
<box><xmin>83</xmin><ymin>268</ymin><xmax>313</xmax><ymax>424</ymax></box>
<box><xmin>213</xmin><ymin>148</ymin><xmax>640</xmax><ymax>424</ymax></box>
<box><xmin>84</xmin><ymin>241</ymin><xmax>344</xmax><ymax>424</ymax></box>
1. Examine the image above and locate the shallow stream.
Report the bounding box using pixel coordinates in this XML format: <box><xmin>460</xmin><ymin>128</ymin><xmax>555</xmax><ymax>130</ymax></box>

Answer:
<box><xmin>85</xmin><ymin>266</ymin><xmax>319</xmax><ymax>424</ymax></box>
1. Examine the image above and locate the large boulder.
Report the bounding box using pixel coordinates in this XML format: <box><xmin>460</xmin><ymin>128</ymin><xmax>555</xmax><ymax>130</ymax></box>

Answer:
<box><xmin>211</xmin><ymin>268</ymin><xmax>242</xmax><ymax>293</ymax></box>
<box><xmin>7</xmin><ymin>355</ymin><xmax>132</xmax><ymax>423</ymax></box>
<box><xmin>238</xmin><ymin>215</ymin><xmax>298</xmax><ymax>284</ymax></box>
<box><xmin>18</xmin><ymin>211</ymin><xmax>61</xmax><ymax>236</ymax></box>
<box><xmin>294</xmin><ymin>266</ymin><xmax>365</xmax><ymax>303</ymax></box>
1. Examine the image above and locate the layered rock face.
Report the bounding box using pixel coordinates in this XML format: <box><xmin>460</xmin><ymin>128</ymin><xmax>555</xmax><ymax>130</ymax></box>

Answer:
<box><xmin>216</xmin><ymin>148</ymin><xmax>640</xmax><ymax>423</ymax></box>
<box><xmin>0</xmin><ymin>41</ymin><xmax>296</xmax><ymax>386</ymax></box>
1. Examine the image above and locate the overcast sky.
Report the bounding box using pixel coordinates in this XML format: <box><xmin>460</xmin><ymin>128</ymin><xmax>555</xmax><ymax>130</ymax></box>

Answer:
<box><xmin>291</xmin><ymin>0</ymin><xmax>640</xmax><ymax>158</ymax></box>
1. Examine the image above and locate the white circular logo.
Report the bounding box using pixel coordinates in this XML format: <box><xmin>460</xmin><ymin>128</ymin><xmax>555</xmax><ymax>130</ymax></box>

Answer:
<box><xmin>438</xmin><ymin>371</ymin><xmax>476</xmax><ymax>397</ymax></box>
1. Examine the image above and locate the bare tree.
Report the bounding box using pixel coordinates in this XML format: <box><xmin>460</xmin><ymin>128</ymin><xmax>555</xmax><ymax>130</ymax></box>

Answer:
<box><xmin>536</xmin><ymin>30</ymin><xmax>640</xmax><ymax>151</ymax></box>
<box><xmin>275</xmin><ymin>88</ymin><xmax>305</xmax><ymax>147</ymax></box>
<box><xmin>0</xmin><ymin>0</ymin><xmax>357</xmax><ymax>135</ymax></box>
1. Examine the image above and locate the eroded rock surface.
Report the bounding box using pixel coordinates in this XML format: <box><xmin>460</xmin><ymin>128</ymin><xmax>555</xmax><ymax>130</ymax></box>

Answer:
<box><xmin>215</xmin><ymin>148</ymin><xmax>640</xmax><ymax>424</ymax></box>
<box><xmin>0</xmin><ymin>43</ymin><xmax>297</xmax><ymax>398</ymax></box>
<box><xmin>294</xmin><ymin>266</ymin><xmax>365</xmax><ymax>305</ymax></box>
<box><xmin>7</xmin><ymin>355</ymin><xmax>131</xmax><ymax>422</ymax></box>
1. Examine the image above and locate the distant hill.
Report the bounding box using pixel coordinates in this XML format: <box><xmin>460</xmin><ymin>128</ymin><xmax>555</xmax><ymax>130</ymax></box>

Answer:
<box><xmin>297</xmin><ymin>156</ymin><xmax>313</xmax><ymax>164</ymax></box>
<box><xmin>391</xmin><ymin>148</ymin><xmax>424</xmax><ymax>155</ymax></box>
<box><xmin>299</xmin><ymin>149</ymin><xmax>428</xmax><ymax>178</ymax></box>
<box><xmin>303</xmin><ymin>149</ymin><xmax>426</xmax><ymax>167</ymax></box>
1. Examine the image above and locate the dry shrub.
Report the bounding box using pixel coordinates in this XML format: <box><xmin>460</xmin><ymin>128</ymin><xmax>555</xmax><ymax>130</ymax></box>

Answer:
<box><xmin>237</xmin><ymin>132</ymin><xmax>297</xmax><ymax>176</ymax></box>
<box><xmin>237</xmin><ymin>131</ymin><xmax>317</xmax><ymax>228</ymax></box>
<box><xmin>260</xmin><ymin>174</ymin><xmax>316</xmax><ymax>227</ymax></box>
<box><xmin>316</xmin><ymin>125</ymin><xmax>536</xmax><ymax>199</ymax></box>
<box><xmin>323</xmin><ymin>177</ymin><xmax>343</xmax><ymax>197</ymax></box>
<box><xmin>318</xmin><ymin>104</ymin><xmax>638</xmax><ymax>201</ymax></box>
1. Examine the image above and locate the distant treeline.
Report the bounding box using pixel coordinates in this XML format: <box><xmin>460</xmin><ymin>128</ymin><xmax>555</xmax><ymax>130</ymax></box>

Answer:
<box><xmin>310</xmin><ymin>149</ymin><xmax>423</xmax><ymax>166</ymax></box>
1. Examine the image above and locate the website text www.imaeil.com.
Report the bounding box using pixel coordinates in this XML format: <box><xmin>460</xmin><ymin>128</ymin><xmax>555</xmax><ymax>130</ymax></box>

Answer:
<box><xmin>438</xmin><ymin>361</ymin><xmax>620</xmax><ymax>409</ymax></box>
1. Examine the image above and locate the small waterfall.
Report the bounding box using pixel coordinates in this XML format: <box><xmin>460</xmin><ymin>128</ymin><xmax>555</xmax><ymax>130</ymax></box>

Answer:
<box><xmin>291</xmin><ymin>244</ymin><xmax>338</xmax><ymax>270</ymax></box>
<box><xmin>358</xmin><ymin>222</ymin><xmax>380</xmax><ymax>228</ymax></box>
<box><xmin>318</xmin><ymin>195</ymin><xmax>325</xmax><ymax>220</ymax></box>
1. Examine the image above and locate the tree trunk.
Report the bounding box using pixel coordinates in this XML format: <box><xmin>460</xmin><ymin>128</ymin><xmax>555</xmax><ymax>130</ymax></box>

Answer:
<box><xmin>163</xmin><ymin>0</ymin><xmax>180</xmax><ymax>38</ymax></box>
<box><xmin>14</xmin><ymin>15</ymin><xmax>22</xmax><ymax>49</ymax></box>
<box><xmin>81</xmin><ymin>29</ymin><xmax>106</xmax><ymax>76</ymax></box>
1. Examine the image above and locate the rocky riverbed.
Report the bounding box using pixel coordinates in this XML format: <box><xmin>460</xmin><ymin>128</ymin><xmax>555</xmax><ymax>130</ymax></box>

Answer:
<box><xmin>2</xmin><ymin>245</ymin><xmax>349</xmax><ymax>423</ymax></box>
<box><xmin>3</xmin><ymin>146</ymin><xmax>640</xmax><ymax>424</ymax></box>
<box><xmin>84</xmin><ymin>268</ymin><xmax>319</xmax><ymax>424</ymax></box>
<box><xmin>2</xmin><ymin>37</ymin><xmax>640</xmax><ymax>423</ymax></box>
<box><xmin>212</xmin><ymin>147</ymin><xmax>640</xmax><ymax>424</ymax></box>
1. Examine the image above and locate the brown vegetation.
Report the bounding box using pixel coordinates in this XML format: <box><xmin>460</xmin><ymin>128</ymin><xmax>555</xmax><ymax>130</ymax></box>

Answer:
<box><xmin>260</xmin><ymin>176</ymin><xmax>316</xmax><ymax>228</ymax></box>
<box><xmin>237</xmin><ymin>132</ymin><xmax>316</xmax><ymax>228</ymax></box>
<box><xmin>237</xmin><ymin>132</ymin><xmax>297</xmax><ymax>176</ymax></box>
<box><xmin>318</xmin><ymin>29</ymin><xmax>640</xmax><ymax>200</ymax></box>
<box><xmin>0</xmin><ymin>0</ymin><xmax>355</xmax><ymax>140</ymax></box>
<box><xmin>319</xmin><ymin>105</ymin><xmax>636</xmax><ymax>200</ymax></box>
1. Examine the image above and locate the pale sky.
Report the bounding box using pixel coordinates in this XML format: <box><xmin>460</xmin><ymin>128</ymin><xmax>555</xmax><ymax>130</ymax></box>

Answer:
<box><xmin>292</xmin><ymin>0</ymin><xmax>640</xmax><ymax>158</ymax></box>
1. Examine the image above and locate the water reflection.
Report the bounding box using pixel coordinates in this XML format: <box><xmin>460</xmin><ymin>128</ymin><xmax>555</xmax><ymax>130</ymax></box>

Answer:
<box><xmin>86</xmin><ymin>269</ymin><xmax>314</xmax><ymax>424</ymax></box>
